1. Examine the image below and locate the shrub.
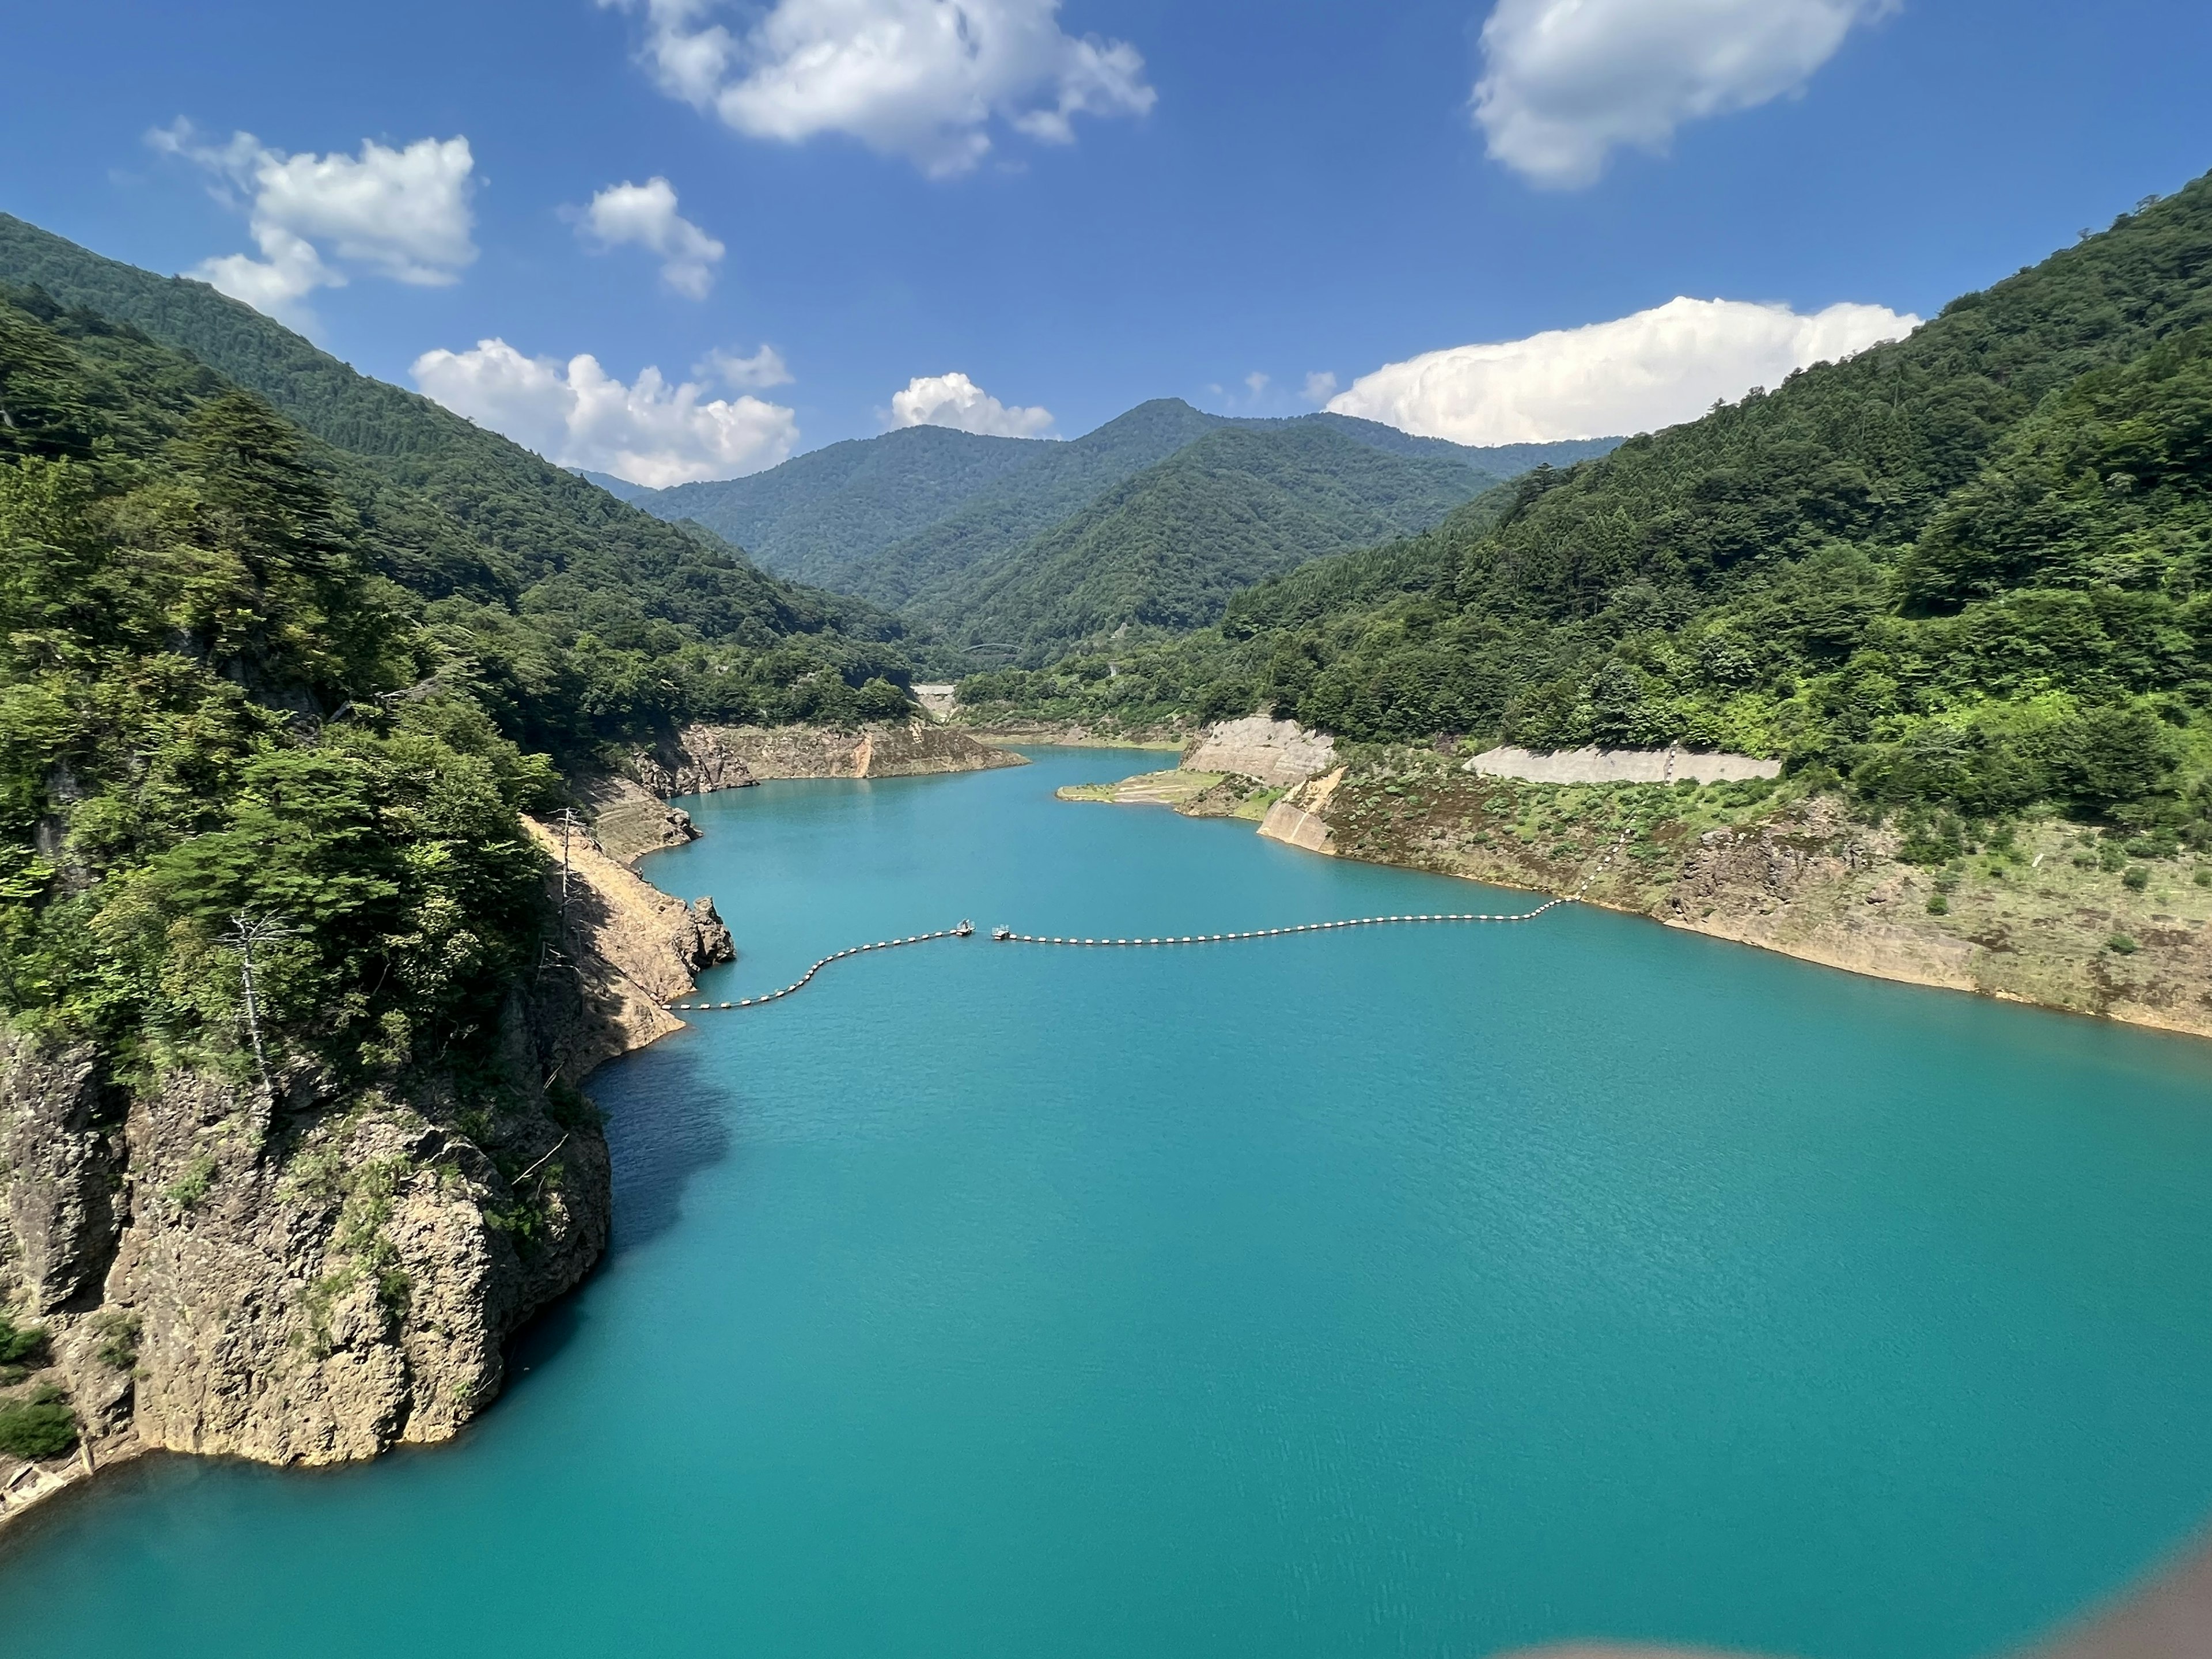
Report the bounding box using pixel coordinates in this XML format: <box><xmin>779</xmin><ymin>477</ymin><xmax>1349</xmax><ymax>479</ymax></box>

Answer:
<box><xmin>2123</xmin><ymin>865</ymin><xmax>2151</xmax><ymax>891</ymax></box>
<box><xmin>1926</xmin><ymin>893</ymin><xmax>1950</xmax><ymax>915</ymax></box>
<box><xmin>91</xmin><ymin>1312</ymin><xmax>140</xmax><ymax>1373</ymax></box>
<box><xmin>2108</xmin><ymin>934</ymin><xmax>2139</xmax><ymax>955</ymax></box>
<box><xmin>0</xmin><ymin>1311</ymin><xmax>48</xmax><ymax>1366</ymax></box>
<box><xmin>0</xmin><ymin>1385</ymin><xmax>77</xmax><ymax>1459</ymax></box>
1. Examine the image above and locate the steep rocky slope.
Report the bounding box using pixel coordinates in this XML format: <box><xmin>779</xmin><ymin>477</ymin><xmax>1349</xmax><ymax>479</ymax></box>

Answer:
<box><xmin>0</xmin><ymin>816</ymin><xmax>732</xmax><ymax>1522</ymax></box>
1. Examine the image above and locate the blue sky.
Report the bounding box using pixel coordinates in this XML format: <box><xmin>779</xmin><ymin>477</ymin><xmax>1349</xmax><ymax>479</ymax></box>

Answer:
<box><xmin>6</xmin><ymin>0</ymin><xmax>2211</xmax><ymax>482</ymax></box>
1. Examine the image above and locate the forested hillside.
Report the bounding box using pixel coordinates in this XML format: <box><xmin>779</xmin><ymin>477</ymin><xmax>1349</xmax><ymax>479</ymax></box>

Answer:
<box><xmin>828</xmin><ymin>399</ymin><xmax>1229</xmax><ymax>606</ymax></box>
<box><xmin>0</xmin><ymin>214</ymin><xmax>914</xmax><ymax>736</ymax></box>
<box><xmin>639</xmin><ymin>422</ymin><xmax>1050</xmax><ymax>591</ymax></box>
<box><xmin>961</xmin><ymin>174</ymin><xmax>2212</xmax><ymax>836</ymax></box>
<box><xmin>906</xmin><ymin>420</ymin><xmax>1519</xmax><ymax>657</ymax></box>
<box><xmin>615</xmin><ymin>391</ymin><xmax>1616</xmax><ymax>638</ymax></box>
<box><xmin>0</xmin><ymin>284</ymin><xmax>560</xmax><ymax>1097</ymax></box>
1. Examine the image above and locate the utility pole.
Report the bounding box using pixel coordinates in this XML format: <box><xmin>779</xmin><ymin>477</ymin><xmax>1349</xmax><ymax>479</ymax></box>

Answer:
<box><xmin>222</xmin><ymin>911</ymin><xmax>291</xmax><ymax>1113</ymax></box>
<box><xmin>538</xmin><ymin>808</ymin><xmax>586</xmax><ymax>981</ymax></box>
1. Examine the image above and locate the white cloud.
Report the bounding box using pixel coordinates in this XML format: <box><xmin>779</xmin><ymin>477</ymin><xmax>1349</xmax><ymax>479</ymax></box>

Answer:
<box><xmin>151</xmin><ymin>120</ymin><xmax>476</xmax><ymax>319</ymax></box>
<box><xmin>1326</xmin><ymin>296</ymin><xmax>1918</xmax><ymax>444</ymax></box>
<box><xmin>1302</xmin><ymin>370</ymin><xmax>1339</xmax><ymax>403</ymax></box>
<box><xmin>888</xmin><ymin>371</ymin><xmax>1054</xmax><ymax>437</ymax></box>
<box><xmin>600</xmin><ymin>0</ymin><xmax>1155</xmax><ymax>177</ymax></box>
<box><xmin>698</xmin><ymin>343</ymin><xmax>795</xmax><ymax>389</ymax></box>
<box><xmin>412</xmin><ymin>339</ymin><xmax>798</xmax><ymax>487</ymax></box>
<box><xmin>1473</xmin><ymin>0</ymin><xmax>1896</xmax><ymax>188</ymax></box>
<box><xmin>579</xmin><ymin>176</ymin><xmax>726</xmax><ymax>298</ymax></box>
<box><xmin>1244</xmin><ymin>371</ymin><xmax>1271</xmax><ymax>397</ymax></box>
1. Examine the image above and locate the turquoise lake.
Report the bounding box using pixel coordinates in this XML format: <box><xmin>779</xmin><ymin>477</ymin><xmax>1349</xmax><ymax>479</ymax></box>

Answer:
<box><xmin>6</xmin><ymin>745</ymin><xmax>2212</xmax><ymax>1656</ymax></box>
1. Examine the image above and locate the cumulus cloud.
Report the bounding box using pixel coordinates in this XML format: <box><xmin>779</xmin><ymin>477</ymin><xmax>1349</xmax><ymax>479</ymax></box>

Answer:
<box><xmin>1473</xmin><ymin>0</ymin><xmax>1896</xmax><ymax>188</ymax></box>
<box><xmin>412</xmin><ymin>339</ymin><xmax>798</xmax><ymax>487</ymax></box>
<box><xmin>888</xmin><ymin>372</ymin><xmax>1054</xmax><ymax>437</ymax></box>
<box><xmin>150</xmin><ymin>120</ymin><xmax>476</xmax><ymax>319</ymax></box>
<box><xmin>579</xmin><ymin>176</ymin><xmax>725</xmax><ymax>298</ymax></box>
<box><xmin>599</xmin><ymin>0</ymin><xmax>1155</xmax><ymax>177</ymax></box>
<box><xmin>1326</xmin><ymin>296</ymin><xmax>1918</xmax><ymax>444</ymax></box>
<box><xmin>1302</xmin><ymin>371</ymin><xmax>1339</xmax><ymax>403</ymax></box>
<box><xmin>699</xmin><ymin>343</ymin><xmax>794</xmax><ymax>389</ymax></box>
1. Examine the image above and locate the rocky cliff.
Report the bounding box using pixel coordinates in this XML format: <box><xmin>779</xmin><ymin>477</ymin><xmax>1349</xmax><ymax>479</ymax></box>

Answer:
<box><xmin>1181</xmin><ymin>717</ymin><xmax>1337</xmax><ymax>789</ymax></box>
<box><xmin>0</xmin><ymin>813</ymin><xmax>732</xmax><ymax>1522</ymax></box>
<box><xmin>627</xmin><ymin>719</ymin><xmax>1024</xmax><ymax>793</ymax></box>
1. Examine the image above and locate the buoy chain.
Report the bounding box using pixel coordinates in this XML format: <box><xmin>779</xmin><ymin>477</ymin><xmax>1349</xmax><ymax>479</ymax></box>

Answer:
<box><xmin>670</xmin><ymin>821</ymin><xmax>1640</xmax><ymax>1014</ymax></box>
<box><xmin>992</xmin><ymin>907</ymin><xmax>1556</xmax><ymax>946</ymax></box>
<box><xmin>668</xmin><ymin>924</ymin><xmax>972</xmax><ymax>1012</ymax></box>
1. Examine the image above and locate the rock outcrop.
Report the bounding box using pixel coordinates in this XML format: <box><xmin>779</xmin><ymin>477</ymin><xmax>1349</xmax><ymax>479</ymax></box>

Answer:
<box><xmin>579</xmin><ymin>775</ymin><xmax>702</xmax><ymax>865</ymax></box>
<box><xmin>1467</xmin><ymin>745</ymin><xmax>1781</xmax><ymax>785</ymax></box>
<box><xmin>1183</xmin><ymin>717</ymin><xmax>1337</xmax><ymax>788</ymax></box>
<box><xmin>0</xmin><ymin>1038</ymin><xmax>122</xmax><ymax>1314</ymax></box>
<box><xmin>1257</xmin><ymin>767</ymin><xmax>1344</xmax><ymax>854</ymax></box>
<box><xmin>1</xmin><ymin>807</ymin><xmax>733</xmax><ymax>1521</ymax></box>
<box><xmin>623</xmin><ymin>719</ymin><xmax>1022</xmax><ymax>800</ymax></box>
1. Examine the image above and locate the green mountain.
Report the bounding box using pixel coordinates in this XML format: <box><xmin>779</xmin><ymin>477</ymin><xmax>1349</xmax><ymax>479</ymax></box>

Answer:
<box><xmin>962</xmin><ymin>172</ymin><xmax>2212</xmax><ymax>837</ymax></box>
<box><xmin>573</xmin><ymin>468</ymin><xmax>661</xmax><ymax>506</ymax></box>
<box><xmin>906</xmin><ymin>419</ymin><xmax>1524</xmax><ymax>658</ymax></box>
<box><xmin>842</xmin><ymin>398</ymin><xmax>1229</xmax><ymax>607</ymax></box>
<box><xmin>641</xmin><ymin>422</ymin><xmax>1051</xmax><ymax>590</ymax></box>
<box><xmin>612</xmin><ymin>393</ymin><xmax>1615</xmax><ymax>638</ymax></box>
<box><xmin>0</xmin><ymin>215</ymin><xmax>918</xmax><ymax>746</ymax></box>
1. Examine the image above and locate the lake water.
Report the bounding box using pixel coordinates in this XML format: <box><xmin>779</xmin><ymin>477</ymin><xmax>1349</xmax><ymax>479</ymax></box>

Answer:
<box><xmin>6</xmin><ymin>747</ymin><xmax>2212</xmax><ymax>1658</ymax></box>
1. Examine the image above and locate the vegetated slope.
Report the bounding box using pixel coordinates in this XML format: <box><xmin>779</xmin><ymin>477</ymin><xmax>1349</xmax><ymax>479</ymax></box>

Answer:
<box><xmin>613</xmin><ymin>395</ymin><xmax>1616</xmax><ymax>619</ymax></box>
<box><xmin>0</xmin><ymin>214</ymin><xmax>900</xmax><ymax>641</ymax></box>
<box><xmin>639</xmin><ymin>423</ymin><xmax>1050</xmax><ymax>589</ymax></box>
<box><xmin>1311</xmin><ymin>415</ymin><xmax>1619</xmax><ymax>476</ymax></box>
<box><xmin>0</xmin><ymin>282</ymin><xmax>610</xmax><ymax>1459</ymax></box>
<box><xmin>0</xmin><ymin>218</ymin><xmax>920</xmax><ymax>746</ymax></box>
<box><xmin>573</xmin><ymin>468</ymin><xmax>660</xmax><ymax>506</ymax></box>
<box><xmin>847</xmin><ymin>399</ymin><xmax>1229</xmax><ymax>607</ymax></box>
<box><xmin>962</xmin><ymin>173</ymin><xmax>2212</xmax><ymax>840</ymax></box>
<box><xmin>906</xmin><ymin>420</ymin><xmax>1508</xmax><ymax>660</ymax></box>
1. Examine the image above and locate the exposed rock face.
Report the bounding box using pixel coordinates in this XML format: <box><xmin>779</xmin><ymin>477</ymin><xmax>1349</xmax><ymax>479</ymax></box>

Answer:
<box><xmin>1183</xmin><ymin>717</ymin><xmax>1336</xmax><ymax>788</ymax></box>
<box><xmin>671</xmin><ymin>720</ymin><xmax>1026</xmax><ymax>782</ymax></box>
<box><xmin>1237</xmin><ymin>750</ymin><xmax>2212</xmax><ymax>1042</ymax></box>
<box><xmin>623</xmin><ymin>720</ymin><xmax>1021</xmax><ymax>801</ymax></box>
<box><xmin>2</xmin><ymin>806</ymin><xmax>730</xmax><ymax>1520</ymax></box>
<box><xmin>626</xmin><ymin>729</ymin><xmax>760</xmax><ymax>800</ymax></box>
<box><xmin>1468</xmin><ymin>745</ymin><xmax>1781</xmax><ymax>785</ymax></box>
<box><xmin>580</xmin><ymin>775</ymin><xmax>702</xmax><ymax>865</ymax></box>
<box><xmin>1258</xmin><ymin>767</ymin><xmax>1344</xmax><ymax>854</ymax></box>
<box><xmin>105</xmin><ymin>1025</ymin><xmax>608</xmax><ymax>1465</ymax></box>
<box><xmin>0</xmin><ymin>1035</ymin><xmax>122</xmax><ymax>1313</ymax></box>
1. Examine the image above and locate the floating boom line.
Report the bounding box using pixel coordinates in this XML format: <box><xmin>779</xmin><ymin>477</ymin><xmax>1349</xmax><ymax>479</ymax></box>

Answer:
<box><xmin>666</xmin><ymin>814</ymin><xmax>1638</xmax><ymax>1016</ymax></box>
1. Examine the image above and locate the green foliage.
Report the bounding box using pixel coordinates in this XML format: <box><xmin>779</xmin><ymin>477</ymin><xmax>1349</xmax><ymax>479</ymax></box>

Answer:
<box><xmin>0</xmin><ymin>1385</ymin><xmax>75</xmax><ymax>1459</ymax></box>
<box><xmin>908</xmin><ymin>422</ymin><xmax>1509</xmax><ymax>660</ymax></box>
<box><xmin>90</xmin><ymin>1312</ymin><xmax>139</xmax><ymax>1373</ymax></box>
<box><xmin>643</xmin><ymin>421</ymin><xmax>1055</xmax><ymax>594</ymax></box>
<box><xmin>0</xmin><ymin>289</ymin><xmax>572</xmax><ymax>1092</ymax></box>
<box><xmin>0</xmin><ymin>222</ymin><xmax>921</xmax><ymax>750</ymax></box>
<box><xmin>0</xmin><ymin>1310</ymin><xmax>48</xmax><ymax>1365</ymax></box>
<box><xmin>621</xmin><ymin>396</ymin><xmax>1615</xmax><ymax>638</ymax></box>
<box><xmin>963</xmin><ymin>175</ymin><xmax>2212</xmax><ymax>829</ymax></box>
